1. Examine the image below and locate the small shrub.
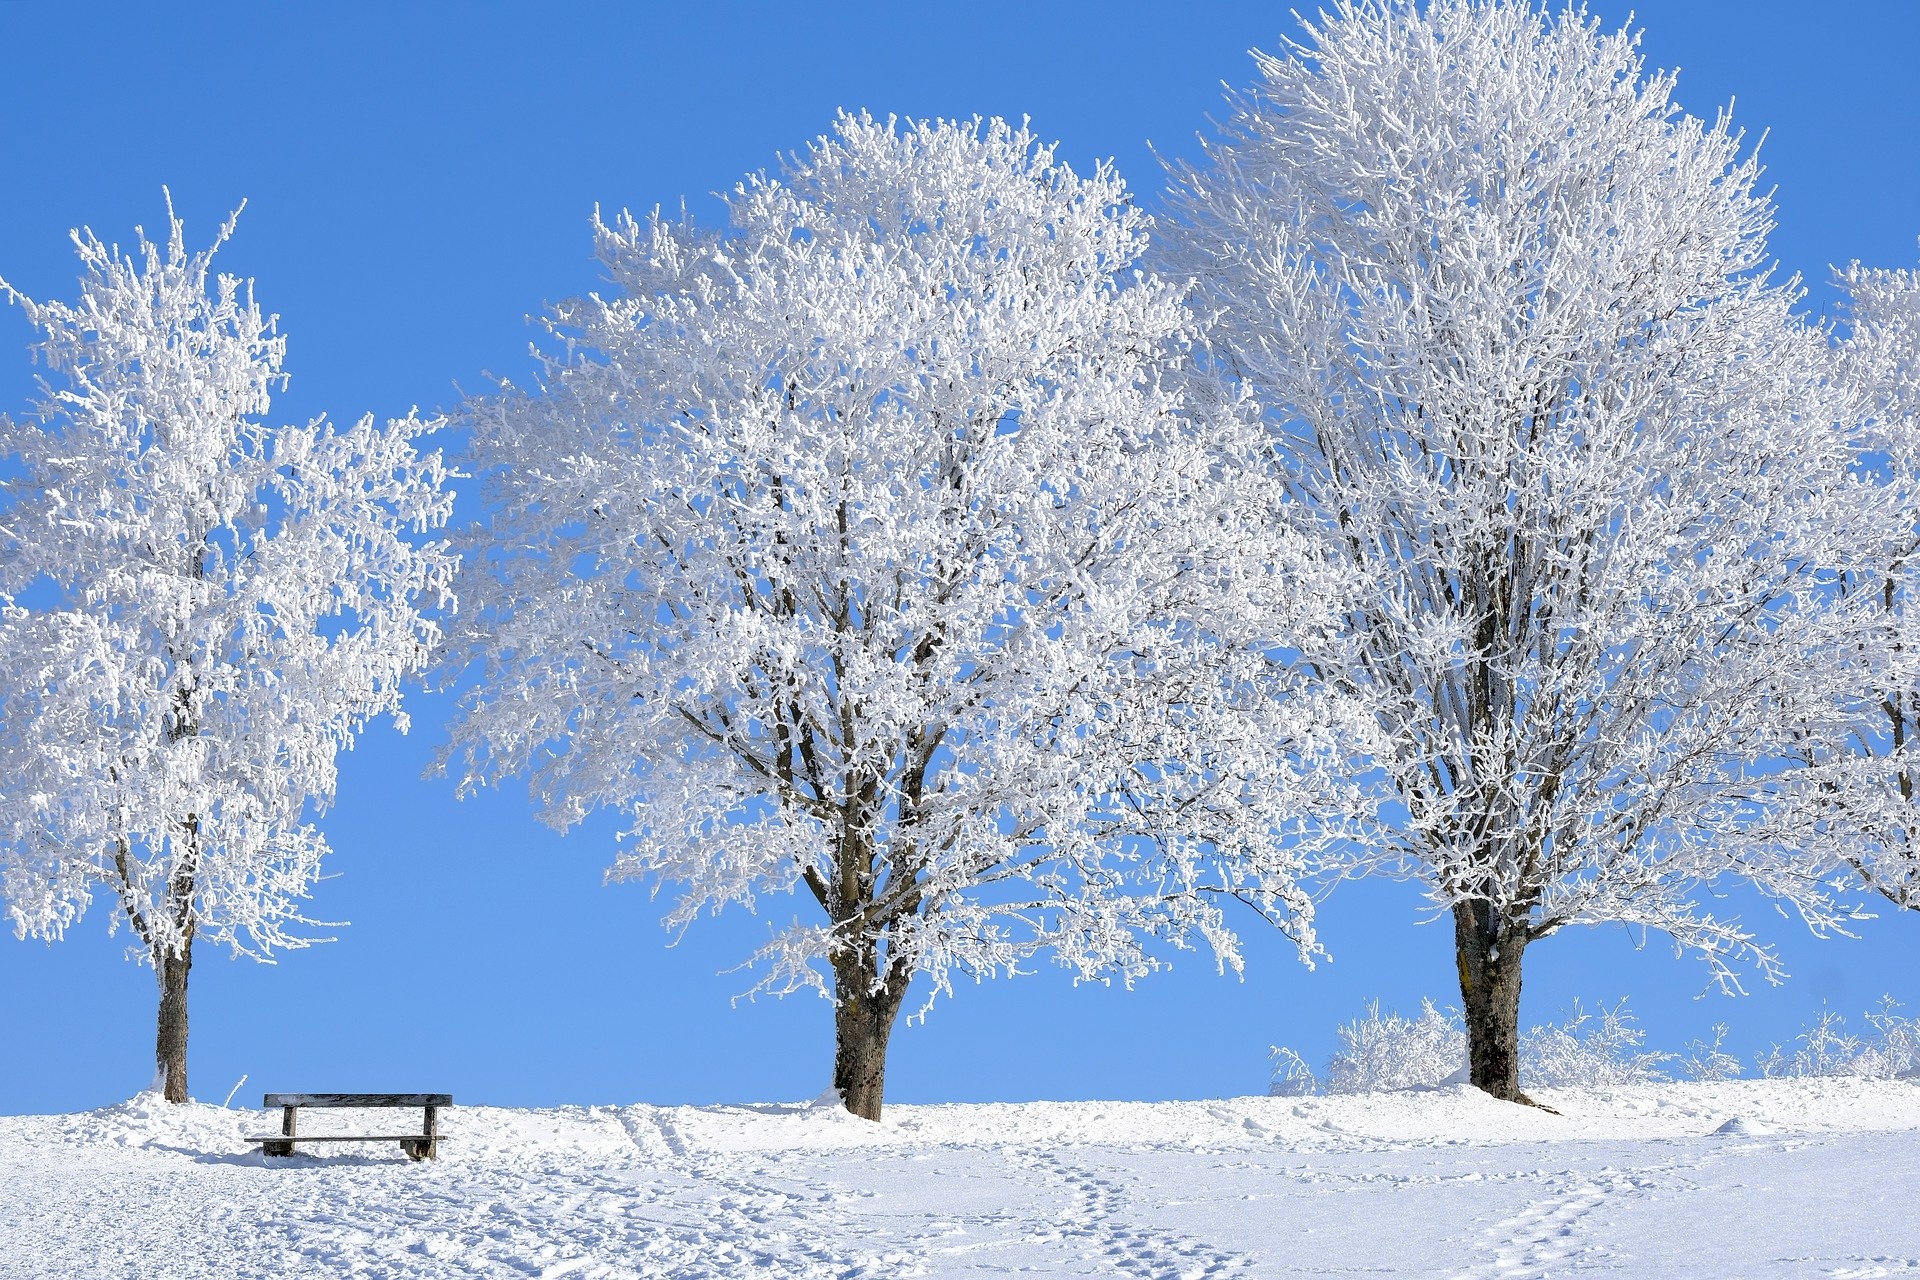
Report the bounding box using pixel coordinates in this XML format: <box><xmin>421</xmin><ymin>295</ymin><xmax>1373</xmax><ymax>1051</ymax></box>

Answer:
<box><xmin>1864</xmin><ymin>999</ymin><xmax>1920</xmax><ymax>1077</ymax></box>
<box><xmin>1323</xmin><ymin>999</ymin><xmax>1466</xmax><ymax>1094</ymax></box>
<box><xmin>1756</xmin><ymin>1000</ymin><xmax>1920</xmax><ymax>1079</ymax></box>
<box><xmin>1273</xmin><ymin>996</ymin><xmax>1920</xmax><ymax>1094</ymax></box>
<box><xmin>1520</xmin><ymin>999</ymin><xmax>1669</xmax><ymax>1087</ymax></box>
<box><xmin>1756</xmin><ymin>1008</ymin><xmax>1860</xmax><ymax>1078</ymax></box>
<box><xmin>1276</xmin><ymin>996</ymin><xmax>1676</xmax><ymax>1094</ymax></box>
<box><xmin>1267</xmin><ymin>1046</ymin><xmax>1318</xmax><ymax>1097</ymax></box>
<box><xmin>1679</xmin><ymin>1023</ymin><xmax>1742</xmax><ymax>1082</ymax></box>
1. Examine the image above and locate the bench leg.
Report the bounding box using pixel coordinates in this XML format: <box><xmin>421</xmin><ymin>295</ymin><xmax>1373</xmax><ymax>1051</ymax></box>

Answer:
<box><xmin>264</xmin><ymin>1105</ymin><xmax>298</xmax><ymax>1157</ymax></box>
<box><xmin>399</xmin><ymin>1104</ymin><xmax>439</xmax><ymax>1161</ymax></box>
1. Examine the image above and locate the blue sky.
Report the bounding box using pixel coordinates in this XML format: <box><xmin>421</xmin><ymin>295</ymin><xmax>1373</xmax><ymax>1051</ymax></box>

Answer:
<box><xmin>2</xmin><ymin>1</ymin><xmax>1918</xmax><ymax>1115</ymax></box>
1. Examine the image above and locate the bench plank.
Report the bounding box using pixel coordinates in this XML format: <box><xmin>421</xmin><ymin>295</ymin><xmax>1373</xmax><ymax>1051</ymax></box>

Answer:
<box><xmin>262</xmin><ymin>1093</ymin><xmax>452</xmax><ymax>1107</ymax></box>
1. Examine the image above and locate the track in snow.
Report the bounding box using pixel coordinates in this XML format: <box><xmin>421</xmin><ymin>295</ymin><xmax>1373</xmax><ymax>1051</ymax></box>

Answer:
<box><xmin>6</xmin><ymin>1083</ymin><xmax>1920</xmax><ymax>1278</ymax></box>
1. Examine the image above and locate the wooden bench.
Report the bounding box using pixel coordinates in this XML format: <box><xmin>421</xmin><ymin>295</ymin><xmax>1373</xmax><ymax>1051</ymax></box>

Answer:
<box><xmin>251</xmin><ymin>1093</ymin><xmax>451</xmax><ymax>1161</ymax></box>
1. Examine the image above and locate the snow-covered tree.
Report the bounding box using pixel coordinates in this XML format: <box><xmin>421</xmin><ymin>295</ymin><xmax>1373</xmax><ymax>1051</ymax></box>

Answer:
<box><xmin>443</xmin><ymin>113</ymin><xmax>1352</xmax><ymax>1121</ymax></box>
<box><xmin>0</xmin><ymin>197</ymin><xmax>456</xmax><ymax>1102</ymax></box>
<box><xmin>1164</xmin><ymin>0</ymin><xmax>1909</xmax><ymax>1102</ymax></box>
<box><xmin>1823</xmin><ymin>259</ymin><xmax>1920</xmax><ymax>909</ymax></box>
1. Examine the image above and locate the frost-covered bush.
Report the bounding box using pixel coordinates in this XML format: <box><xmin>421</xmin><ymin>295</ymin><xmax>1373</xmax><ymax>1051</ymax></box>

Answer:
<box><xmin>1323</xmin><ymin>1000</ymin><xmax>1467</xmax><ymax>1093</ymax></box>
<box><xmin>1755</xmin><ymin>1000</ymin><xmax>1920</xmax><ymax>1079</ymax></box>
<box><xmin>1520</xmin><ymin>1001</ymin><xmax>1670</xmax><ymax>1087</ymax></box>
<box><xmin>1272</xmin><ymin>997</ymin><xmax>1679</xmax><ymax>1095</ymax></box>
<box><xmin>1756</xmin><ymin>1010</ymin><xmax>1862</xmax><ymax>1078</ymax></box>
<box><xmin>1271</xmin><ymin>996</ymin><xmax>1920</xmax><ymax>1095</ymax></box>
<box><xmin>1867</xmin><ymin>1002</ymin><xmax>1920</xmax><ymax>1076</ymax></box>
<box><xmin>1268</xmin><ymin>1001</ymin><xmax>1469</xmax><ymax>1096</ymax></box>
<box><xmin>1680</xmin><ymin>1024</ymin><xmax>1743</xmax><ymax>1082</ymax></box>
<box><xmin>1266</xmin><ymin>1046</ymin><xmax>1317</xmax><ymax>1098</ymax></box>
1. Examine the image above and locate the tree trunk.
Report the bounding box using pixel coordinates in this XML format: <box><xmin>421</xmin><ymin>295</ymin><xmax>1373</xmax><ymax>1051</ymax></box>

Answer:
<box><xmin>1453</xmin><ymin>900</ymin><xmax>1526</xmax><ymax>1102</ymax></box>
<box><xmin>154</xmin><ymin>936</ymin><xmax>193</xmax><ymax>1104</ymax></box>
<box><xmin>832</xmin><ymin>955</ymin><xmax>907</xmax><ymax>1122</ymax></box>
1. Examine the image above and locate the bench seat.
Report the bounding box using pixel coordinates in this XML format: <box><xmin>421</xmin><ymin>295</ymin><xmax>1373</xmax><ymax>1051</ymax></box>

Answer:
<box><xmin>262</xmin><ymin>1093</ymin><xmax>451</xmax><ymax>1107</ymax></box>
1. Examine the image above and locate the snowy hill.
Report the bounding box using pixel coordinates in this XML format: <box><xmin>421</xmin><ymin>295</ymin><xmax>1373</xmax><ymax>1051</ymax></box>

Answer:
<box><xmin>5</xmin><ymin>1081</ymin><xmax>1919</xmax><ymax>1277</ymax></box>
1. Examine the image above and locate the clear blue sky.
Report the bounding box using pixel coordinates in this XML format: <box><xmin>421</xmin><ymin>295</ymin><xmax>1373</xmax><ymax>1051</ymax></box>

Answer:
<box><xmin>2</xmin><ymin>1</ymin><xmax>1918</xmax><ymax>1115</ymax></box>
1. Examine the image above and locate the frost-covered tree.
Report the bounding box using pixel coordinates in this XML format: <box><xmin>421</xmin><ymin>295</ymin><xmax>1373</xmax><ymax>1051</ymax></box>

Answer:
<box><xmin>443</xmin><ymin>114</ymin><xmax>1351</xmax><ymax>1121</ymax></box>
<box><xmin>0</xmin><ymin>198</ymin><xmax>456</xmax><ymax>1102</ymax></box>
<box><xmin>1164</xmin><ymin>0</ymin><xmax>1907</xmax><ymax>1102</ymax></box>
<box><xmin>1823</xmin><ymin>259</ymin><xmax>1920</xmax><ymax>909</ymax></box>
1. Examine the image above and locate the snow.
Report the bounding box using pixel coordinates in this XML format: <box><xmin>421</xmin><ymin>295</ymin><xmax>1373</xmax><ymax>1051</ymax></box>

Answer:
<box><xmin>1710</xmin><ymin>1115</ymin><xmax>1774</xmax><ymax>1137</ymax></box>
<box><xmin>7</xmin><ymin>1081</ymin><xmax>1920</xmax><ymax>1277</ymax></box>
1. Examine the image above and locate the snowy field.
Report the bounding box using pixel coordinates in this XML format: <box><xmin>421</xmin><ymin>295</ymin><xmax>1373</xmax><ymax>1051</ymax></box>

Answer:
<box><xmin>4</xmin><ymin>1082</ymin><xmax>1920</xmax><ymax>1278</ymax></box>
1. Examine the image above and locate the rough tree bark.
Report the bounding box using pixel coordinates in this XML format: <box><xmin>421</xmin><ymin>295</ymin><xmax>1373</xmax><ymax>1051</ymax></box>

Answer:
<box><xmin>154</xmin><ymin>936</ymin><xmax>193</xmax><ymax>1103</ymax></box>
<box><xmin>1453</xmin><ymin>899</ymin><xmax>1528</xmax><ymax>1103</ymax></box>
<box><xmin>150</xmin><ymin>672</ymin><xmax>201</xmax><ymax>1105</ymax></box>
<box><xmin>116</xmin><ymin>819</ymin><xmax>200</xmax><ymax>1105</ymax></box>
<box><xmin>831</xmin><ymin>943</ymin><xmax>910</xmax><ymax>1123</ymax></box>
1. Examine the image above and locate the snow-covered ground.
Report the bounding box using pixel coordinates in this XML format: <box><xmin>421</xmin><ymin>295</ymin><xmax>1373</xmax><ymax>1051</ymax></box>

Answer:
<box><xmin>5</xmin><ymin>1081</ymin><xmax>1920</xmax><ymax>1278</ymax></box>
